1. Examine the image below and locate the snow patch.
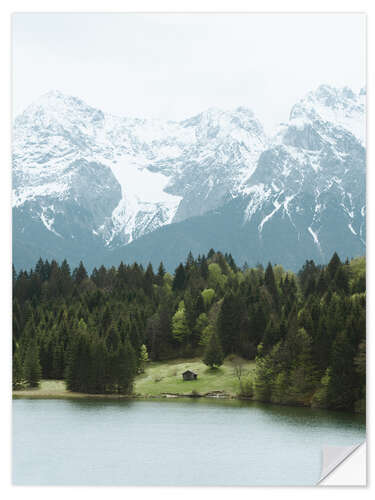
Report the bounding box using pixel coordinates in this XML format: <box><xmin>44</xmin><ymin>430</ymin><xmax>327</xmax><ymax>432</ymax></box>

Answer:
<box><xmin>40</xmin><ymin>207</ymin><xmax>62</xmax><ymax>237</ymax></box>
<box><xmin>107</xmin><ymin>156</ymin><xmax>182</xmax><ymax>244</ymax></box>
<box><xmin>243</xmin><ymin>184</ymin><xmax>270</xmax><ymax>222</ymax></box>
<box><xmin>308</xmin><ymin>226</ymin><xmax>322</xmax><ymax>252</ymax></box>
<box><xmin>259</xmin><ymin>200</ymin><xmax>281</xmax><ymax>232</ymax></box>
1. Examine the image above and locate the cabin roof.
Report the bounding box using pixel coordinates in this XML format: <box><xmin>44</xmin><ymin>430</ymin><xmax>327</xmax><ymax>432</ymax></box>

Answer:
<box><xmin>183</xmin><ymin>370</ymin><xmax>197</xmax><ymax>375</ymax></box>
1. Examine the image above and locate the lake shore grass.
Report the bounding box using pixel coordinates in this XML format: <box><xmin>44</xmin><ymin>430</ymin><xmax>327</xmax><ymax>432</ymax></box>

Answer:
<box><xmin>13</xmin><ymin>358</ymin><xmax>255</xmax><ymax>400</ymax></box>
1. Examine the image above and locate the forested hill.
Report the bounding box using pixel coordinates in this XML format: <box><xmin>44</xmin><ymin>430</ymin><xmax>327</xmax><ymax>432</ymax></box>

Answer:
<box><xmin>13</xmin><ymin>250</ymin><xmax>365</xmax><ymax>412</ymax></box>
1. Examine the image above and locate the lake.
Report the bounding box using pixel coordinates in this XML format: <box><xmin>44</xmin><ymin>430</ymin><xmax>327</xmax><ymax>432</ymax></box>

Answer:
<box><xmin>12</xmin><ymin>398</ymin><xmax>365</xmax><ymax>486</ymax></box>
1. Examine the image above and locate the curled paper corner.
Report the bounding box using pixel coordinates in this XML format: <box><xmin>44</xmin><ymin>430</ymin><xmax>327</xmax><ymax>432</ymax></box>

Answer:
<box><xmin>318</xmin><ymin>441</ymin><xmax>366</xmax><ymax>486</ymax></box>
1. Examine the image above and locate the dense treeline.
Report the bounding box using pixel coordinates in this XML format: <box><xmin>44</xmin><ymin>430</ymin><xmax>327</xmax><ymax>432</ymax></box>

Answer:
<box><xmin>12</xmin><ymin>250</ymin><xmax>365</xmax><ymax>411</ymax></box>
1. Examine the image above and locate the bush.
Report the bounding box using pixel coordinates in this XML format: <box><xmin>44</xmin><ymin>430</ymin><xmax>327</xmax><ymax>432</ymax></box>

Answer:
<box><xmin>238</xmin><ymin>375</ymin><xmax>254</xmax><ymax>398</ymax></box>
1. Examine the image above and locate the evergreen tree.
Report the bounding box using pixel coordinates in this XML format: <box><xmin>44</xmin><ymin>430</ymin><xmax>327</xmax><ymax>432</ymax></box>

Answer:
<box><xmin>65</xmin><ymin>320</ymin><xmax>91</xmax><ymax>392</ymax></box>
<box><xmin>144</xmin><ymin>263</ymin><xmax>155</xmax><ymax>296</ymax></box>
<box><xmin>327</xmin><ymin>330</ymin><xmax>357</xmax><ymax>410</ymax></box>
<box><xmin>264</xmin><ymin>262</ymin><xmax>279</xmax><ymax>309</ymax></box>
<box><xmin>73</xmin><ymin>261</ymin><xmax>88</xmax><ymax>285</ymax></box>
<box><xmin>203</xmin><ymin>330</ymin><xmax>224</xmax><ymax>368</ymax></box>
<box><xmin>217</xmin><ymin>291</ymin><xmax>241</xmax><ymax>354</ymax></box>
<box><xmin>194</xmin><ymin>313</ymin><xmax>209</xmax><ymax>345</ymax></box>
<box><xmin>334</xmin><ymin>266</ymin><xmax>349</xmax><ymax>294</ymax></box>
<box><xmin>171</xmin><ymin>302</ymin><xmax>190</xmax><ymax>343</ymax></box>
<box><xmin>172</xmin><ymin>263</ymin><xmax>186</xmax><ymax>291</ymax></box>
<box><xmin>117</xmin><ymin>337</ymin><xmax>137</xmax><ymax>394</ymax></box>
<box><xmin>200</xmin><ymin>258</ymin><xmax>209</xmax><ymax>280</ymax></box>
<box><xmin>157</xmin><ymin>262</ymin><xmax>166</xmax><ymax>285</ymax></box>
<box><xmin>327</xmin><ymin>252</ymin><xmax>341</xmax><ymax>279</ymax></box>
<box><xmin>106</xmin><ymin>323</ymin><xmax>121</xmax><ymax>352</ymax></box>
<box><xmin>59</xmin><ymin>259</ymin><xmax>73</xmax><ymax>296</ymax></box>
<box><xmin>13</xmin><ymin>349</ymin><xmax>24</xmax><ymax>389</ymax></box>
<box><xmin>24</xmin><ymin>338</ymin><xmax>42</xmax><ymax>388</ymax></box>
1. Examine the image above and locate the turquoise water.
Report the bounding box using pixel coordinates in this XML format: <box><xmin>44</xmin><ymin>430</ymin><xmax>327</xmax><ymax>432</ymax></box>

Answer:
<box><xmin>12</xmin><ymin>398</ymin><xmax>365</xmax><ymax>485</ymax></box>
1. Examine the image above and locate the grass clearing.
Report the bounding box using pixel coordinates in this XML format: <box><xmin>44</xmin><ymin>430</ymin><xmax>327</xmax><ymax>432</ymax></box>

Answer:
<box><xmin>13</xmin><ymin>379</ymin><xmax>70</xmax><ymax>398</ymax></box>
<box><xmin>13</xmin><ymin>358</ymin><xmax>256</xmax><ymax>399</ymax></box>
<box><xmin>134</xmin><ymin>357</ymin><xmax>255</xmax><ymax>397</ymax></box>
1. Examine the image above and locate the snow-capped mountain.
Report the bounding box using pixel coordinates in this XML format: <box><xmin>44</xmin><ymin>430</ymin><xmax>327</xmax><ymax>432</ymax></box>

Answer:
<box><xmin>13</xmin><ymin>91</ymin><xmax>266</xmax><ymax>246</ymax></box>
<box><xmin>240</xmin><ymin>85</ymin><xmax>366</xmax><ymax>258</ymax></box>
<box><xmin>12</xmin><ymin>85</ymin><xmax>365</xmax><ymax>271</ymax></box>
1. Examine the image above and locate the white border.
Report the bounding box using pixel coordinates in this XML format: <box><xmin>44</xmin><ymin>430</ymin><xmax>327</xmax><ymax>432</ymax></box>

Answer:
<box><xmin>0</xmin><ymin>1</ymin><xmax>373</xmax><ymax>498</ymax></box>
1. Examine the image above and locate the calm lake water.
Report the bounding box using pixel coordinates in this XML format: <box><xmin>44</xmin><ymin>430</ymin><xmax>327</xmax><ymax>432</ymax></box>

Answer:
<box><xmin>13</xmin><ymin>398</ymin><xmax>365</xmax><ymax>486</ymax></box>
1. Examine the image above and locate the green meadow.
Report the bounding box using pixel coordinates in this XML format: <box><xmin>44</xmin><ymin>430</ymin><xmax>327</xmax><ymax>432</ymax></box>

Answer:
<box><xmin>134</xmin><ymin>357</ymin><xmax>255</xmax><ymax>397</ymax></box>
<box><xmin>13</xmin><ymin>357</ymin><xmax>255</xmax><ymax>399</ymax></box>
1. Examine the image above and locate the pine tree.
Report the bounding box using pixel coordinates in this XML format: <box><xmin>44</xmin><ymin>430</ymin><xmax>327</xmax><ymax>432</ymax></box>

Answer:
<box><xmin>194</xmin><ymin>313</ymin><xmax>209</xmax><ymax>345</ymax></box>
<box><xmin>184</xmin><ymin>290</ymin><xmax>198</xmax><ymax>331</ymax></box>
<box><xmin>24</xmin><ymin>338</ymin><xmax>42</xmax><ymax>388</ymax></box>
<box><xmin>13</xmin><ymin>349</ymin><xmax>24</xmax><ymax>389</ymax></box>
<box><xmin>144</xmin><ymin>263</ymin><xmax>155</xmax><ymax>296</ymax></box>
<box><xmin>117</xmin><ymin>337</ymin><xmax>137</xmax><ymax>394</ymax></box>
<box><xmin>264</xmin><ymin>262</ymin><xmax>279</xmax><ymax>309</ymax></box>
<box><xmin>327</xmin><ymin>252</ymin><xmax>341</xmax><ymax>279</ymax></box>
<box><xmin>65</xmin><ymin>320</ymin><xmax>91</xmax><ymax>392</ymax></box>
<box><xmin>186</xmin><ymin>251</ymin><xmax>194</xmax><ymax>269</ymax></box>
<box><xmin>106</xmin><ymin>323</ymin><xmax>121</xmax><ymax>352</ymax></box>
<box><xmin>334</xmin><ymin>266</ymin><xmax>349</xmax><ymax>294</ymax></box>
<box><xmin>263</xmin><ymin>318</ymin><xmax>281</xmax><ymax>353</ymax></box>
<box><xmin>217</xmin><ymin>291</ymin><xmax>241</xmax><ymax>354</ymax></box>
<box><xmin>172</xmin><ymin>264</ymin><xmax>186</xmax><ymax>291</ymax></box>
<box><xmin>59</xmin><ymin>259</ymin><xmax>73</xmax><ymax>296</ymax></box>
<box><xmin>327</xmin><ymin>330</ymin><xmax>357</xmax><ymax>410</ymax></box>
<box><xmin>73</xmin><ymin>261</ymin><xmax>88</xmax><ymax>285</ymax></box>
<box><xmin>200</xmin><ymin>258</ymin><xmax>209</xmax><ymax>281</ymax></box>
<box><xmin>203</xmin><ymin>330</ymin><xmax>224</xmax><ymax>368</ymax></box>
<box><xmin>89</xmin><ymin>338</ymin><xmax>108</xmax><ymax>393</ymax></box>
<box><xmin>253</xmin><ymin>354</ymin><xmax>273</xmax><ymax>402</ymax></box>
<box><xmin>157</xmin><ymin>262</ymin><xmax>166</xmax><ymax>285</ymax></box>
<box><xmin>171</xmin><ymin>302</ymin><xmax>190</xmax><ymax>343</ymax></box>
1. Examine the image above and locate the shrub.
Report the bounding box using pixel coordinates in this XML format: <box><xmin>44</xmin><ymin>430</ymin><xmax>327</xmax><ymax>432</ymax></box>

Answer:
<box><xmin>238</xmin><ymin>375</ymin><xmax>254</xmax><ymax>398</ymax></box>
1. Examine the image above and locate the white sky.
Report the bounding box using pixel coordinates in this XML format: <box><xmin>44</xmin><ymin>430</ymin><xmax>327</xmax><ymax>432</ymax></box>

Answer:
<box><xmin>12</xmin><ymin>13</ymin><xmax>365</xmax><ymax>134</ymax></box>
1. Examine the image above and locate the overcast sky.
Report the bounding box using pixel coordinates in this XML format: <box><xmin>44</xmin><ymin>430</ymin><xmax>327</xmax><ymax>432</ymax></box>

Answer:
<box><xmin>12</xmin><ymin>13</ymin><xmax>365</xmax><ymax>133</ymax></box>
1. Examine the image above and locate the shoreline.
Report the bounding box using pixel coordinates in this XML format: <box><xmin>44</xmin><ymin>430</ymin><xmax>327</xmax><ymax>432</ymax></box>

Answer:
<box><xmin>12</xmin><ymin>388</ymin><xmax>239</xmax><ymax>401</ymax></box>
<box><xmin>12</xmin><ymin>389</ymin><xmax>364</xmax><ymax>415</ymax></box>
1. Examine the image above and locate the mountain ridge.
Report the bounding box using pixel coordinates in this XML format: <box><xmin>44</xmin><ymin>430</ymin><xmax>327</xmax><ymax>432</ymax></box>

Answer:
<box><xmin>13</xmin><ymin>84</ymin><xmax>366</xmax><ymax>271</ymax></box>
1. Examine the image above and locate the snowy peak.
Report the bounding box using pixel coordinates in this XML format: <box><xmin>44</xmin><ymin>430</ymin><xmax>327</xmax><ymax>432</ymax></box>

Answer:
<box><xmin>13</xmin><ymin>84</ymin><xmax>366</xmax><ymax>271</ymax></box>
<box><xmin>13</xmin><ymin>90</ymin><xmax>267</xmax><ymax>248</ymax></box>
<box><xmin>182</xmin><ymin>106</ymin><xmax>266</xmax><ymax>146</ymax></box>
<box><xmin>15</xmin><ymin>90</ymin><xmax>105</xmax><ymax>133</ymax></box>
<box><xmin>241</xmin><ymin>84</ymin><xmax>365</xmax><ymax>264</ymax></box>
<box><xmin>289</xmin><ymin>84</ymin><xmax>366</xmax><ymax>144</ymax></box>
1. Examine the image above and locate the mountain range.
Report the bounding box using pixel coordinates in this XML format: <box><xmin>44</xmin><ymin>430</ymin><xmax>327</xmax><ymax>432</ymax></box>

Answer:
<box><xmin>13</xmin><ymin>85</ymin><xmax>366</xmax><ymax>271</ymax></box>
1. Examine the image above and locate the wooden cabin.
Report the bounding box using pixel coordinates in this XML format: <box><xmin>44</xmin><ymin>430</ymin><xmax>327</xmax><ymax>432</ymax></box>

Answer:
<box><xmin>182</xmin><ymin>370</ymin><xmax>198</xmax><ymax>381</ymax></box>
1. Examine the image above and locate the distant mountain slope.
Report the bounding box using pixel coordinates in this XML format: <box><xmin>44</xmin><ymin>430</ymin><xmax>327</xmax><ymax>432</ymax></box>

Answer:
<box><xmin>103</xmin><ymin>187</ymin><xmax>365</xmax><ymax>272</ymax></box>
<box><xmin>13</xmin><ymin>85</ymin><xmax>365</xmax><ymax>271</ymax></box>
